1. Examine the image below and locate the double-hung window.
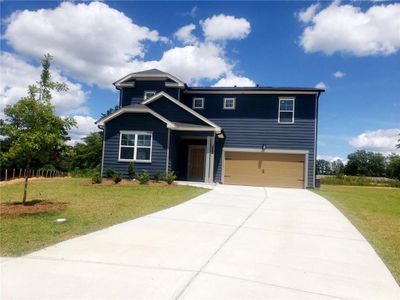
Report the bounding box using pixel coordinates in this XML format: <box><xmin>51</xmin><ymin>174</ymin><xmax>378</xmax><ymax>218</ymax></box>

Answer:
<box><xmin>144</xmin><ymin>91</ymin><xmax>156</xmax><ymax>100</ymax></box>
<box><xmin>223</xmin><ymin>98</ymin><xmax>236</xmax><ymax>110</ymax></box>
<box><xmin>278</xmin><ymin>98</ymin><xmax>295</xmax><ymax>123</ymax></box>
<box><xmin>192</xmin><ymin>98</ymin><xmax>204</xmax><ymax>109</ymax></box>
<box><xmin>119</xmin><ymin>131</ymin><xmax>152</xmax><ymax>162</ymax></box>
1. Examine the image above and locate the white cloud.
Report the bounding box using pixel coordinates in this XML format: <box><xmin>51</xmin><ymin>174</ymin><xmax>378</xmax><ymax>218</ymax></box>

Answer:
<box><xmin>3</xmin><ymin>2</ymin><xmax>254</xmax><ymax>89</ymax></box>
<box><xmin>333</xmin><ymin>71</ymin><xmax>345</xmax><ymax>78</ymax></box>
<box><xmin>349</xmin><ymin>128</ymin><xmax>400</xmax><ymax>153</ymax></box>
<box><xmin>297</xmin><ymin>3</ymin><xmax>320</xmax><ymax>23</ymax></box>
<box><xmin>315</xmin><ymin>81</ymin><xmax>327</xmax><ymax>89</ymax></box>
<box><xmin>67</xmin><ymin>115</ymin><xmax>99</xmax><ymax>145</ymax></box>
<box><xmin>0</xmin><ymin>51</ymin><xmax>88</xmax><ymax>117</ymax></box>
<box><xmin>174</xmin><ymin>24</ymin><xmax>198</xmax><ymax>45</ymax></box>
<box><xmin>4</xmin><ymin>1</ymin><xmax>165</xmax><ymax>88</ymax></box>
<box><xmin>201</xmin><ymin>14</ymin><xmax>251</xmax><ymax>41</ymax></box>
<box><xmin>299</xmin><ymin>2</ymin><xmax>400</xmax><ymax>56</ymax></box>
<box><xmin>213</xmin><ymin>73</ymin><xmax>256</xmax><ymax>87</ymax></box>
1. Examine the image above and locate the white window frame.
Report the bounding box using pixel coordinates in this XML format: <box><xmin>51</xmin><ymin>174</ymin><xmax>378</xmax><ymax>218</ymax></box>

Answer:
<box><xmin>144</xmin><ymin>91</ymin><xmax>156</xmax><ymax>100</ymax></box>
<box><xmin>278</xmin><ymin>97</ymin><xmax>295</xmax><ymax>124</ymax></box>
<box><xmin>192</xmin><ymin>97</ymin><xmax>204</xmax><ymax>109</ymax></box>
<box><xmin>223</xmin><ymin>97</ymin><xmax>236</xmax><ymax>110</ymax></box>
<box><xmin>118</xmin><ymin>130</ymin><xmax>153</xmax><ymax>163</ymax></box>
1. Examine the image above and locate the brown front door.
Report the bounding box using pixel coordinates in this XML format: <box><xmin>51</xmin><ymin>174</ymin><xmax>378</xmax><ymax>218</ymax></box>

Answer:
<box><xmin>188</xmin><ymin>146</ymin><xmax>206</xmax><ymax>181</ymax></box>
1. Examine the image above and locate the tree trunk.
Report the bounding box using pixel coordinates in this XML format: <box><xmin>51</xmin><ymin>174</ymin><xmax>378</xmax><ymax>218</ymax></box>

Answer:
<box><xmin>22</xmin><ymin>158</ymin><xmax>31</xmax><ymax>205</ymax></box>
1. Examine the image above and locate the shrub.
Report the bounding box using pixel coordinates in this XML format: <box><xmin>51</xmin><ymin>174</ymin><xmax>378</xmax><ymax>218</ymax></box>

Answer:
<box><xmin>106</xmin><ymin>168</ymin><xmax>116</xmax><ymax>178</ymax></box>
<box><xmin>153</xmin><ymin>171</ymin><xmax>161</xmax><ymax>182</ymax></box>
<box><xmin>136</xmin><ymin>171</ymin><xmax>150</xmax><ymax>184</ymax></box>
<box><xmin>91</xmin><ymin>173</ymin><xmax>102</xmax><ymax>184</ymax></box>
<box><xmin>112</xmin><ymin>172</ymin><xmax>122</xmax><ymax>184</ymax></box>
<box><xmin>163</xmin><ymin>171</ymin><xmax>177</xmax><ymax>185</ymax></box>
<box><xmin>128</xmin><ymin>162</ymin><xmax>136</xmax><ymax>179</ymax></box>
<box><xmin>320</xmin><ymin>175</ymin><xmax>400</xmax><ymax>187</ymax></box>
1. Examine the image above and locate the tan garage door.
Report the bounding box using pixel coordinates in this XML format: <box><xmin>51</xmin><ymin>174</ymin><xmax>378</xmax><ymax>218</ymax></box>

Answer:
<box><xmin>224</xmin><ymin>152</ymin><xmax>305</xmax><ymax>188</ymax></box>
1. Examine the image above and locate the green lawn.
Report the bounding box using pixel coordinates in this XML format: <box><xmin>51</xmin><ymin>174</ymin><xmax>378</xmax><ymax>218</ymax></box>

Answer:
<box><xmin>0</xmin><ymin>178</ymin><xmax>207</xmax><ymax>256</ymax></box>
<box><xmin>314</xmin><ymin>185</ymin><xmax>400</xmax><ymax>284</ymax></box>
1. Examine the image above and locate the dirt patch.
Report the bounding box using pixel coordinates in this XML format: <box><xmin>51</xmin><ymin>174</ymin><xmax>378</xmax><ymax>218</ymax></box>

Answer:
<box><xmin>0</xmin><ymin>200</ymin><xmax>67</xmax><ymax>216</ymax></box>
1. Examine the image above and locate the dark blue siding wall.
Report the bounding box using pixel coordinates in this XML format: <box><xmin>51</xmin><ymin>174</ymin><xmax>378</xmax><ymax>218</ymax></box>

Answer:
<box><xmin>103</xmin><ymin>113</ymin><xmax>168</xmax><ymax>177</ymax></box>
<box><xmin>148</xmin><ymin>97</ymin><xmax>207</xmax><ymax>125</ymax></box>
<box><xmin>182</xmin><ymin>93</ymin><xmax>317</xmax><ymax>187</ymax></box>
<box><xmin>121</xmin><ymin>81</ymin><xmax>180</xmax><ymax>106</ymax></box>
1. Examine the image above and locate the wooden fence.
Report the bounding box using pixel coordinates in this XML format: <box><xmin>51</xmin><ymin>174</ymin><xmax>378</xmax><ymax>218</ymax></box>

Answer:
<box><xmin>0</xmin><ymin>168</ymin><xmax>68</xmax><ymax>182</ymax></box>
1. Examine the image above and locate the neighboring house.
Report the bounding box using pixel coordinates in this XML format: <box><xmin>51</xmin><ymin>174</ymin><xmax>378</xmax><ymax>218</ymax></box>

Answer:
<box><xmin>96</xmin><ymin>69</ymin><xmax>324</xmax><ymax>188</ymax></box>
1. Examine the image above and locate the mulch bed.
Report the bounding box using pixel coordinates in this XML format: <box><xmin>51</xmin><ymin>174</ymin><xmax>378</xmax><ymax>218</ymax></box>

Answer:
<box><xmin>81</xmin><ymin>178</ymin><xmax>175</xmax><ymax>186</ymax></box>
<box><xmin>0</xmin><ymin>200</ymin><xmax>67</xmax><ymax>216</ymax></box>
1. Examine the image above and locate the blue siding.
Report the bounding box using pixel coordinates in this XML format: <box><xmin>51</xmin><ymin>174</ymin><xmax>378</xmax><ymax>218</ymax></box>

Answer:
<box><xmin>103</xmin><ymin>113</ymin><xmax>168</xmax><ymax>177</ymax></box>
<box><xmin>148</xmin><ymin>97</ymin><xmax>208</xmax><ymax>125</ymax></box>
<box><xmin>181</xmin><ymin>93</ymin><xmax>317</xmax><ymax>187</ymax></box>
<box><xmin>121</xmin><ymin>80</ymin><xmax>180</xmax><ymax>106</ymax></box>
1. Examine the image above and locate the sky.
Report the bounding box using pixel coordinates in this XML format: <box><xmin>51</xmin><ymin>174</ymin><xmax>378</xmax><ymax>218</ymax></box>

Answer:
<box><xmin>1</xmin><ymin>1</ymin><xmax>399</xmax><ymax>161</ymax></box>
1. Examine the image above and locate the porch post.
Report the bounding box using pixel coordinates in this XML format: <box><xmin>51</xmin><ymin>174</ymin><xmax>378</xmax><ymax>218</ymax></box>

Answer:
<box><xmin>209</xmin><ymin>135</ymin><xmax>215</xmax><ymax>183</ymax></box>
<box><xmin>205</xmin><ymin>137</ymin><xmax>211</xmax><ymax>183</ymax></box>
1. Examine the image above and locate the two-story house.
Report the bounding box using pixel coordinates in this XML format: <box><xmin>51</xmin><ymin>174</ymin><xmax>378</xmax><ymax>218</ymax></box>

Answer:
<box><xmin>96</xmin><ymin>69</ymin><xmax>324</xmax><ymax>188</ymax></box>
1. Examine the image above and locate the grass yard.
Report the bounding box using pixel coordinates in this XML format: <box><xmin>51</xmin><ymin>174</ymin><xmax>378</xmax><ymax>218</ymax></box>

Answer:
<box><xmin>314</xmin><ymin>185</ymin><xmax>400</xmax><ymax>284</ymax></box>
<box><xmin>0</xmin><ymin>178</ymin><xmax>207</xmax><ymax>256</ymax></box>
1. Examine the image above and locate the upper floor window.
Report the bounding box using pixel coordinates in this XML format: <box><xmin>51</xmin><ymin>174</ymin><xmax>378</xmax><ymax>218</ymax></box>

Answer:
<box><xmin>278</xmin><ymin>98</ymin><xmax>295</xmax><ymax>123</ymax></box>
<box><xmin>119</xmin><ymin>131</ymin><xmax>152</xmax><ymax>162</ymax></box>
<box><xmin>144</xmin><ymin>91</ymin><xmax>156</xmax><ymax>100</ymax></box>
<box><xmin>192</xmin><ymin>98</ymin><xmax>204</xmax><ymax>109</ymax></box>
<box><xmin>223</xmin><ymin>98</ymin><xmax>236</xmax><ymax>110</ymax></box>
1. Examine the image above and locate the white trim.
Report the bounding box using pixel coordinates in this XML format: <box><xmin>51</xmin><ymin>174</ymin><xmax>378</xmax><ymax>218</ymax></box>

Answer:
<box><xmin>100</xmin><ymin>126</ymin><xmax>106</xmax><ymax>177</ymax></box>
<box><xmin>114</xmin><ymin>72</ymin><xmax>185</xmax><ymax>88</ymax></box>
<box><xmin>222</xmin><ymin>147</ymin><xmax>309</xmax><ymax>188</ymax></box>
<box><xmin>278</xmin><ymin>97</ymin><xmax>295</xmax><ymax>124</ymax></box>
<box><xmin>192</xmin><ymin>97</ymin><xmax>204</xmax><ymax>109</ymax></box>
<box><xmin>223</xmin><ymin>147</ymin><xmax>309</xmax><ymax>154</ymax></box>
<box><xmin>96</xmin><ymin>106</ymin><xmax>175</xmax><ymax>128</ymax></box>
<box><xmin>117</xmin><ymin>82</ymin><xmax>135</xmax><ymax>88</ymax></box>
<box><xmin>184</xmin><ymin>90</ymin><xmax>320</xmax><ymax>95</ymax></box>
<box><xmin>187</xmin><ymin>145</ymin><xmax>206</xmax><ymax>182</ymax></box>
<box><xmin>223</xmin><ymin>97</ymin><xmax>236</xmax><ymax>110</ymax></box>
<box><xmin>313</xmin><ymin>93</ymin><xmax>319</xmax><ymax>188</ymax></box>
<box><xmin>118</xmin><ymin>131</ymin><xmax>153</xmax><ymax>163</ymax></box>
<box><xmin>142</xmin><ymin>92</ymin><xmax>222</xmax><ymax>132</ymax></box>
<box><xmin>172</xmin><ymin>126</ymin><xmax>216</xmax><ymax>132</ymax></box>
<box><xmin>144</xmin><ymin>91</ymin><xmax>156</xmax><ymax>100</ymax></box>
<box><xmin>166</xmin><ymin>128</ymin><xmax>170</xmax><ymax>173</ymax></box>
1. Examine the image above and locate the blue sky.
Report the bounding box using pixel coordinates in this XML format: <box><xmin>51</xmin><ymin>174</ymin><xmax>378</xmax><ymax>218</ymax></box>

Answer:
<box><xmin>1</xmin><ymin>1</ymin><xmax>399</xmax><ymax>160</ymax></box>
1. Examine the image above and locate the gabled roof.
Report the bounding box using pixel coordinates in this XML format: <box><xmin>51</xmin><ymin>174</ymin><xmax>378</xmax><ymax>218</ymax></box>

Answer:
<box><xmin>95</xmin><ymin>104</ymin><xmax>174</xmax><ymax>127</ymax></box>
<box><xmin>142</xmin><ymin>91</ymin><xmax>222</xmax><ymax>132</ymax></box>
<box><xmin>113</xmin><ymin>69</ymin><xmax>185</xmax><ymax>88</ymax></box>
<box><xmin>95</xmin><ymin>103</ymin><xmax>220</xmax><ymax>133</ymax></box>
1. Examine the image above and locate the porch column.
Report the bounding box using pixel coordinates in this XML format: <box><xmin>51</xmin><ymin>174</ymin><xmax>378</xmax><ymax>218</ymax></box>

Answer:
<box><xmin>205</xmin><ymin>135</ymin><xmax>215</xmax><ymax>183</ymax></box>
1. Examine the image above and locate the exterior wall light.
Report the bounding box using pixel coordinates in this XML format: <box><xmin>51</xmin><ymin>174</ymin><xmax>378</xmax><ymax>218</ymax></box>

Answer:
<box><xmin>262</xmin><ymin>144</ymin><xmax>267</xmax><ymax>151</ymax></box>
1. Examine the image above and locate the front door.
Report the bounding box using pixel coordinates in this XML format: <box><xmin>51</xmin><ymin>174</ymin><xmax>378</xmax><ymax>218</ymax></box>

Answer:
<box><xmin>187</xmin><ymin>145</ymin><xmax>206</xmax><ymax>181</ymax></box>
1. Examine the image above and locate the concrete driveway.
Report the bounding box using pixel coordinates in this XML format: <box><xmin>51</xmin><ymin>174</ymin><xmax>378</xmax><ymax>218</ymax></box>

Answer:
<box><xmin>1</xmin><ymin>185</ymin><xmax>399</xmax><ymax>299</ymax></box>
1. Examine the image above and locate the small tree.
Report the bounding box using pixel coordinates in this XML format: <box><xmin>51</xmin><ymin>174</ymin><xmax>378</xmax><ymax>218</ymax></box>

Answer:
<box><xmin>331</xmin><ymin>159</ymin><xmax>345</xmax><ymax>175</ymax></box>
<box><xmin>0</xmin><ymin>54</ymin><xmax>76</xmax><ymax>204</ymax></box>
<box><xmin>316</xmin><ymin>159</ymin><xmax>332</xmax><ymax>175</ymax></box>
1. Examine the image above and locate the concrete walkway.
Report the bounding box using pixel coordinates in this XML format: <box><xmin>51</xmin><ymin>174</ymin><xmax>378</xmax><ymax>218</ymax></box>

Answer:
<box><xmin>1</xmin><ymin>185</ymin><xmax>399</xmax><ymax>299</ymax></box>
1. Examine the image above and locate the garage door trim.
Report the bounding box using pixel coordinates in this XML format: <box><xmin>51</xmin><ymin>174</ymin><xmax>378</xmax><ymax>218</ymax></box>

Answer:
<box><xmin>222</xmin><ymin>147</ymin><xmax>309</xmax><ymax>188</ymax></box>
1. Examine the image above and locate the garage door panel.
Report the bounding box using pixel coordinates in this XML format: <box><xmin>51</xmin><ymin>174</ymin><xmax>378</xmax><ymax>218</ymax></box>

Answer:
<box><xmin>224</xmin><ymin>152</ymin><xmax>305</xmax><ymax>188</ymax></box>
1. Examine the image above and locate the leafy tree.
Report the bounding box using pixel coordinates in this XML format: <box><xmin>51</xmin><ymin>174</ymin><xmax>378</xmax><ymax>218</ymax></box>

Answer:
<box><xmin>0</xmin><ymin>54</ymin><xmax>76</xmax><ymax>204</ymax></box>
<box><xmin>345</xmin><ymin>150</ymin><xmax>386</xmax><ymax>177</ymax></box>
<box><xmin>331</xmin><ymin>159</ymin><xmax>345</xmax><ymax>175</ymax></box>
<box><xmin>71</xmin><ymin>132</ymin><xmax>103</xmax><ymax>170</ymax></box>
<box><xmin>386</xmin><ymin>154</ymin><xmax>400</xmax><ymax>180</ymax></box>
<box><xmin>316</xmin><ymin>159</ymin><xmax>332</xmax><ymax>175</ymax></box>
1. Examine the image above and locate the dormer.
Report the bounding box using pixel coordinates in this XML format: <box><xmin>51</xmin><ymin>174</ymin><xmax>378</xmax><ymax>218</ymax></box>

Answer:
<box><xmin>114</xmin><ymin>69</ymin><xmax>186</xmax><ymax>106</ymax></box>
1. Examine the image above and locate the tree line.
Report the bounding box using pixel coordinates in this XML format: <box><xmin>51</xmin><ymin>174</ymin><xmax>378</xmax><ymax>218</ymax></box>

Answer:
<box><xmin>317</xmin><ymin>150</ymin><xmax>400</xmax><ymax>180</ymax></box>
